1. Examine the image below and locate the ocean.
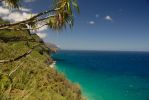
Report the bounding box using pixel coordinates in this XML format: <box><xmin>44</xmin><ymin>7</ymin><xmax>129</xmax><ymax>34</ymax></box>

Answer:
<box><xmin>52</xmin><ymin>50</ymin><xmax>149</xmax><ymax>100</ymax></box>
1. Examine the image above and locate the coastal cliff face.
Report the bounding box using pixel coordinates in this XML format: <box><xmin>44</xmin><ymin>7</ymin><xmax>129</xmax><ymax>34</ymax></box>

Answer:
<box><xmin>0</xmin><ymin>19</ymin><xmax>85</xmax><ymax>100</ymax></box>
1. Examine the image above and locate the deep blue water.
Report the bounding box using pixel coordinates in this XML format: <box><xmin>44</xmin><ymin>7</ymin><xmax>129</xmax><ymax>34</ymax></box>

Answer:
<box><xmin>52</xmin><ymin>50</ymin><xmax>149</xmax><ymax>100</ymax></box>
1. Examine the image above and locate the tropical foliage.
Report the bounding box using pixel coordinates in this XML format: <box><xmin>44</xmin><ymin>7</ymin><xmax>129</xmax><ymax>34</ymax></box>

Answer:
<box><xmin>0</xmin><ymin>0</ymin><xmax>79</xmax><ymax>31</ymax></box>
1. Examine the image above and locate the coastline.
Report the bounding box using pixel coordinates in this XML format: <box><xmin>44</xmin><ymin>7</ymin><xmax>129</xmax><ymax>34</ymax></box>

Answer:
<box><xmin>54</xmin><ymin>61</ymin><xmax>88</xmax><ymax>100</ymax></box>
<box><xmin>49</xmin><ymin>61</ymin><xmax>56</xmax><ymax>68</ymax></box>
<box><xmin>52</xmin><ymin>50</ymin><xmax>149</xmax><ymax>100</ymax></box>
<box><xmin>0</xmin><ymin>18</ymin><xmax>85</xmax><ymax>99</ymax></box>
<box><xmin>47</xmin><ymin>56</ymin><xmax>87</xmax><ymax>100</ymax></box>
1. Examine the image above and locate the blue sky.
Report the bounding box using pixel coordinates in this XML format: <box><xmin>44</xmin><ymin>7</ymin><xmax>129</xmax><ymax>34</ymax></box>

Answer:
<box><xmin>24</xmin><ymin>0</ymin><xmax>149</xmax><ymax>51</ymax></box>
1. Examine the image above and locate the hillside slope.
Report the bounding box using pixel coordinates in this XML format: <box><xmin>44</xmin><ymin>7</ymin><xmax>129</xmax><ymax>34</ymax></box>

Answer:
<box><xmin>0</xmin><ymin>19</ymin><xmax>85</xmax><ymax>100</ymax></box>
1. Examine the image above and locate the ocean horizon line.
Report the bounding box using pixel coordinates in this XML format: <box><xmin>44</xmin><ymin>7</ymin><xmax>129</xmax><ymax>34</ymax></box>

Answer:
<box><xmin>58</xmin><ymin>49</ymin><xmax>149</xmax><ymax>53</ymax></box>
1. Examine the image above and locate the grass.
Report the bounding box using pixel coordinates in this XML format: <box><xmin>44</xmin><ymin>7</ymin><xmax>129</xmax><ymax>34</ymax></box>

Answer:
<box><xmin>0</xmin><ymin>19</ymin><xmax>85</xmax><ymax>100</ymax></box>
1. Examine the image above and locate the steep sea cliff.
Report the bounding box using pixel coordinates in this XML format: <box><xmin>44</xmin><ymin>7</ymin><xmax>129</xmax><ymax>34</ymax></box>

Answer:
<box><xmin>0</xmin><ymin>19</ymin><xmax>85</xmax><ymax>100</ymax></box>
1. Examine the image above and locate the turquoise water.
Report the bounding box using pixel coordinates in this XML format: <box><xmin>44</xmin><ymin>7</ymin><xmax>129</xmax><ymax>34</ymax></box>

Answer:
<box><xmin>53</xmin><ymin>50</ymin><xmax>149</xmax><ymax>100</ymax></box>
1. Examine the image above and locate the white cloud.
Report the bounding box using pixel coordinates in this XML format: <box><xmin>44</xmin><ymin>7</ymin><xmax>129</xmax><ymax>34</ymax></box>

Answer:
<box><xmin>0</xmin><ymin>7</ymin><xmax>10</xmax><ymax>16</ymax></box>
<box><xmin>105</xmin><ymin>15</ymin><xmax>113</xmax><ymax>21</ymax></box>
<box><xmin>37</xmin><ymin>32</ymin><xmax>47</xmax><ymax>38</ymax></box>
<box><xmin>38</xmin><ymin>24</ymin><xmax>48</xmax><ymax>32</ymax></box>
<box><xmin>35</xmin><ymin>24</ymin><xmax>48</xmax><ymax>39</ymax></box>
<box><xmin>0</xmin><ymin>6</ymin><xmax>48</xmax><ymax>39</ymax></box>
<box><xmin>95</xmin><ymin>14</ymin><xmax>99</xmax><ymax>18</ymax></box>
<box><xmin>89</xmin><ymin>21</ymin><xmax>95</xmax><ymax>25</ymax></box>
<box><xmin>32</xmin><ymin>23</ymin><xmax>48</xmax><ymax>39</ymax></box>
<box><xmin>21</xmin><ymin>8</ymin><xmax>31</xmax><ymax>12</ymax></box>
<box><xmin>0</xmin><ymin>6</ymin><xmax>33</xmax><ymax>22</ymax></box>
<box><xmin>3</xmin><ymin>12</ymin><xmax>33</xmax><ymax>22</ymax></box>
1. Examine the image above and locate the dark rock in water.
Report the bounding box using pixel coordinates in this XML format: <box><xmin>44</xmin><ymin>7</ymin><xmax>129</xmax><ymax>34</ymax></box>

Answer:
<box><xmin>45</xmin><ymin>58</ymin><xmax>54</xmax><ymax>65</ymax></box>
<box><xmin>52</xmin><ymin>57</ymin><xmax>65</xmax><ymax>61</ymax></box>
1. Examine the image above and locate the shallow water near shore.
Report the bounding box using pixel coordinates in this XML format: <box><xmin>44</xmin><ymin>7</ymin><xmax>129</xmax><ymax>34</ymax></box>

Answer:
<box><xmin>53</xmin><ymin>50</ymin><xmax>149</xmax><ymax>100</ymax></box>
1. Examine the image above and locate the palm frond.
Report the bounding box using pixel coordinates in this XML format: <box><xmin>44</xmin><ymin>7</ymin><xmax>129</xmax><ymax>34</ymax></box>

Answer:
<box><xmin>46</xmin><ymin>0</ymin><xmax>79</xmax><ymax>31</ymax></box>
<box><xmin>4</xmin><ymin>0</ymin><xmax>21</xmax><ymax>8</ymax></box>
<box><xmin>0</xmin><ymin>0</ymin><xmax>80</xmax><ymax>31</ymax></box>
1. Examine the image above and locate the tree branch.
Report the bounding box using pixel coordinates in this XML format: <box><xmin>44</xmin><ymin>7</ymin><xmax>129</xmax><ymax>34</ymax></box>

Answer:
<box><xmin>0</xmin><ymin>23</ymin><xmax>48</xmax><ymax>31</ymax></box>
<box><xmin>9</xmin><ymin>61</ymin><xmax>25</xmax><ymax>77</ymax></box>
<box><xmin>0</xmin><ymin>2</ymin><xmax>66</xmax><ymax>29</ymax></box>
<box><xmin>0</xmin><ymin>44</ymin><xmax>41</xmax><ymax>64</ymax></box>
<box><xmin>0</xmin><ymin>9</ymin><xmax>54</xmax><ymax>28</ymax></box>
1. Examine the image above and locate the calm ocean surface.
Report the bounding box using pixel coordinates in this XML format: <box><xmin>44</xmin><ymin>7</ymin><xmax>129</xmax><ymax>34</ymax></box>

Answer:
<box><xmin>52</xmin><ymin>50</ymin><xmax>149</xmax><ymax>100</ymax></box>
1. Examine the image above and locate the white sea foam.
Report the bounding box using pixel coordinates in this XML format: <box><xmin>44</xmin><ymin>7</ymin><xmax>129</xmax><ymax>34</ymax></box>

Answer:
<box><xmin>50</xmin><ymin>61</ymin><xmax>56</xmax><ymax>68</ymax></box>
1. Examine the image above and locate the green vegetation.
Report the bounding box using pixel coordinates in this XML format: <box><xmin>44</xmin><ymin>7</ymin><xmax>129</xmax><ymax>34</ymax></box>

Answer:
<box><xmin>0</xmin><ymin>19</ymin><xmax>85</xmax><ymax>100</ymax></box>
<box><xmin>0</xmin><ymin>0</ymin><xmax>83</xmax><ymax>99</ymax></box>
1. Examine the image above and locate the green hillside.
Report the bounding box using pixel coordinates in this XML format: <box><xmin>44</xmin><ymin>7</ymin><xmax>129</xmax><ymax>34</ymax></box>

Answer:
<box><xmin>0</xmin><ymin>19</ymin><xmax>85</xmax><ymax>100</ymax></box>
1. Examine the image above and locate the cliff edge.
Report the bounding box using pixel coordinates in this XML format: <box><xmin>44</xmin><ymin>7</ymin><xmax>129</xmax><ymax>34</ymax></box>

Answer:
<box><xmin>0</xmin><ymin>19</ymin><xmax>85</xmax><ymax>100</ymax></box>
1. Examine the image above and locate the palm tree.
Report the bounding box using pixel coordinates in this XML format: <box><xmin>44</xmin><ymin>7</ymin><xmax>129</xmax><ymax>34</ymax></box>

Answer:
<box><xmin>0</xmin><ymin>0</ymin><xmax>79</xmax><ymax>31</ymax></box>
